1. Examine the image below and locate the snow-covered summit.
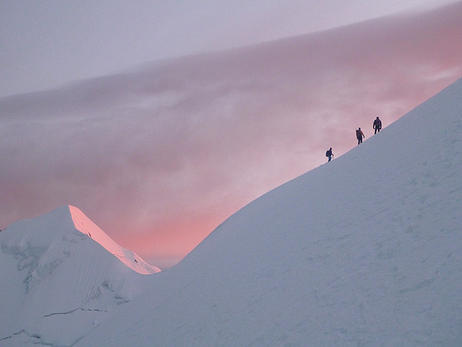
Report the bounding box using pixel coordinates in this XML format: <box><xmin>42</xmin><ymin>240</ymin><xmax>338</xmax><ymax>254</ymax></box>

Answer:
<box><xmin>68</xmin><ymin>205</ymin><xmax>160</xmax><ymax>274</ymax></box>
<box><xmin>81</xmin><ymin>78</ymin><xmax>462</xmax><ymax>346</ymax></box>
<box><xmin>2</xmin><ymin>205</ymin><xmax>159</xmax><ymax>275</ymax></box>
<box><xmin>0</xmin><ymin>205</ymin><xmax>159</xmax><ymax>346</ymax></box>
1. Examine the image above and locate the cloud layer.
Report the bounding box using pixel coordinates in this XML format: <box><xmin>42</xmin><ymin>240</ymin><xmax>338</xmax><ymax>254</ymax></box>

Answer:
<box><xmin>0</xmin><ymin>0</ymin><xmax>457</xmax><ymax>96</ymax></box>
<box><xmin>1</xmin><ymin>2</ymin><xmax>462</xmax><ymax>268</ymax></box>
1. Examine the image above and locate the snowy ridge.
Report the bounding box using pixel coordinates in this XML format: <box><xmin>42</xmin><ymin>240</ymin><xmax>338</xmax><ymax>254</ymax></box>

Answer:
<box><xmin>80</xmin><ymin>78</ymin><xmax>462</xmax><ymax>346</ymax></box>
<box><xmin>0</xmin><ymin>205</ymin><xmax>159</xmax><ymax>346</ymax></box>
<box><xmin>69</xmin><ymin>205</ymin><xmax>160</xmax><ymax>274</ymax></box>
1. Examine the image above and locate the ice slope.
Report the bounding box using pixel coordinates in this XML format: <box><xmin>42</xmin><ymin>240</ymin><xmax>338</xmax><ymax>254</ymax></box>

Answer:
<box><xmin>80</xmin><ymin>78</ymin><xmax>462</xmax><ymax>346</ymax></box>
<box><xmin>0</xmin><ymin>205</ymin><xmax>159</xmax><ymax>346</ymax></box>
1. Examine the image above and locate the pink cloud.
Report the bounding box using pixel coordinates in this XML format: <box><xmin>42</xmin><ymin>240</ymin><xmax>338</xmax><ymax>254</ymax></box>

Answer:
<box><xmin>1</xmin><ymin>2</ymin><xmax>462</xmax><ymax>268</ymax></box>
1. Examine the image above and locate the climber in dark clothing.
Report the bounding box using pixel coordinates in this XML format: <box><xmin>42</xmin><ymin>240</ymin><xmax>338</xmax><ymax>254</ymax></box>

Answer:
<box><xmin>373</xmin><ymin>116</ymin><xmax>382</xmax><ymax>134</ymax></box>
<box><xmin>356</xmin><ymin>128</ymin><xmax>365</xmax><ymax>145</ymax></box>
<box><xmin>326</xmin><ymin>147</ymin><xmax>333</xmax><ymax>162</ymax></box>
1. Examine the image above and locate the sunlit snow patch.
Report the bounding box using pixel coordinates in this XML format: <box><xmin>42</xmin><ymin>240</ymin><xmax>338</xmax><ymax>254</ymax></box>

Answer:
<box><xmin>69</xmin><ymin>205</ymin><xmax>160</xmax><ymax>274</ymax></box>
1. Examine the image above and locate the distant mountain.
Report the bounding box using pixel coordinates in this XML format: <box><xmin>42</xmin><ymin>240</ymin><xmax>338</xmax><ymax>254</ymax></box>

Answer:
<box><xmin>80</xmin><ymin>78</ymin><xmax>462</xmax><ymax>346</ymax></box>
<box><xmin>0</xmin><ymin>205</ymin><xmax>159</xmax><ymax>346</ymax></box>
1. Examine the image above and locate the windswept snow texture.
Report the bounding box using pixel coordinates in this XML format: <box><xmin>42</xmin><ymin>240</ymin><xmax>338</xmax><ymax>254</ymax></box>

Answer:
<box><xmin>81</xmin><ymin>79</ymin><xmax>462</xmax><ymax>346</ymax></box>
<box><xmin>0</xmin><ymin>206</ymin><xmax>159</xmax><ymax>346</ymax></box>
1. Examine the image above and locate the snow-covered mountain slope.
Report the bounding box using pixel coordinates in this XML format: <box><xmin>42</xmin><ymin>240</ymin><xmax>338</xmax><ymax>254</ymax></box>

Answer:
<box><xmin>68</xmin><ymin>205</ymin><xmax>159</xmax><ymax>275</ymax></box>
<box><xmin>80</xmin><ymin>78</ymin><xmax>462</xmax><ymax>346</ymax></box>
<box><xmin>0</xmin><ymin>205</ymin><xmax>159</xmax><ymax>346</ymax></box>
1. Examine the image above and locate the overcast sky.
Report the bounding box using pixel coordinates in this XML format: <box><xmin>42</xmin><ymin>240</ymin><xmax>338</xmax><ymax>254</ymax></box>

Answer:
<box><xmin>0</xmin><ymin>0</ymin><xmax>457</xmax><ymax>97</ymax></box>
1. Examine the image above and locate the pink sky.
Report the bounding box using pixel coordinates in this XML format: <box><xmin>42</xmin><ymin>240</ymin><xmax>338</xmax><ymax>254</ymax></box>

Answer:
<box><xmin>1</xmin><ymin>2</ymin><xmax>462</xmax><ymax>268</ymax></box>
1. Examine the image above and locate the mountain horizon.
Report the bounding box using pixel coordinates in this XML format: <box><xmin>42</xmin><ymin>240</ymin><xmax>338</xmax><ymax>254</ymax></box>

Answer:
<box><xmin>2</xmin><ymin>1</ymin><xmax>462</xmax><ymax>345</ymax></box>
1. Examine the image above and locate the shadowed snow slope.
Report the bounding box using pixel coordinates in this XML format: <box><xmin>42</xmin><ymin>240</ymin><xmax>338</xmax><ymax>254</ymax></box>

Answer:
<box><xmin>80</xmin><ymin>78</ymin><xmax>462</xmax><ymax>346</ymax></box>
<box><xmin>0</xmin><ymin>205</ymin><xmax>159</xmax><ymax>346</ymax></box>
